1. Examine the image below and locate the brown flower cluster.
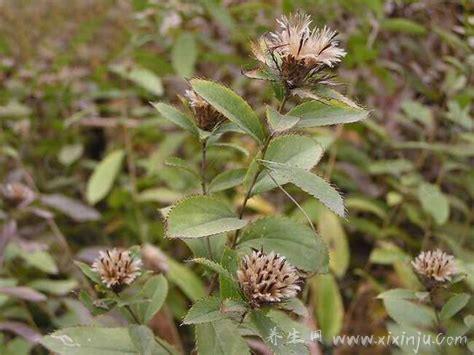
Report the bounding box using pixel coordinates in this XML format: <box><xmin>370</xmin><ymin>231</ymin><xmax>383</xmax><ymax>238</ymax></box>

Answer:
<box><xmin>92</xmin><ymin>248</ymin><xmax>142</xmax><ymax>291</ymax></box>
<box><xmin>185</xmin><ymin>89</ymin><xmax>225</xmax><ymax>131</ymax></box>
<box><xmin>237</xmin><ymin>249</ymin><xmax>301</xmax><ymax>308</ymax></box>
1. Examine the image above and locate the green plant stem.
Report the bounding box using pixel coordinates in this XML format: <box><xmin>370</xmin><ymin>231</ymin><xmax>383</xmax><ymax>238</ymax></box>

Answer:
<box><xmin>200</xmin><ymin>138</ymin><xmax>214</xmax><ymax>260</ymax></box>
<box><xmin>124</xmin><ymin>304</ymin><xmax>141</xmax><ymax>324</ymax></box>
<box><xmin>229</xmin><ymin>94</ymin><xmax>288</xmax><ymax>249</ymax></box>
<box><xmin>123</xmin><ymin>124</ymin><xmax>147</xmax><ymax>243</ymax></box>
<box><xmin>428</xmin><ymin>287</ymin><xmax>444</xmax><ymax>332</ymax></box>
<box><xmin>278</xmin><ymin>95</ymin><xmax>288</xmax><ymax>112</ymax></box>
<box><xmin>200</xmin><ymin>139</ymin><xmax>208</xmax><ymax>195</ymax></box>
<box><xmin>229</xmin><ymin>134</ymin><xmax>273</xmax><ymax>249</ymax></box>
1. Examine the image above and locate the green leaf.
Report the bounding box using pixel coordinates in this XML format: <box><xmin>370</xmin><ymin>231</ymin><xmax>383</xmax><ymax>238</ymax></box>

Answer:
<box><xmin>41</xmin><ymin>327</ymin><xmax>138</xmax><ymax>354</ymax></box>
<box><xmin>191</xmin><ymin>79</ymin><xmax>266</xmax><ymax>143</ymax></box>
<box><xmin>167</xmin><ymin>258</ymin><xmax>206</xmax><ymax>301</ymax></box>
<box><xmin>263</xmin><ymin>161</ymin><xmax>345</xmax><ymax>217</ymax></box>
<box><xmin>40</xmin><ymin>194</ymin><xmax>100</xmax><ymax>222</ymax></box>
<box><xmin>266</xmin><ymin>106</ymin><xmax>300</xmax><ymax>133</ymax></box>
<box><xmin>238</xmin><ymin>217</ymin><xmax>329</xmax><ymax>273</ymax></box>
<box><xmin>311</xmin><ymin>274</ymin><xmax>344</xmax><ymax>343</ymax></box>
<box><xmin>199</xmin><ymin>0</ymin><xmax>235</xmax><ymax>30</ymax></box>
<box><xmin>58</xmin><ymin>144</ymin><xmax>83</xmax><ymax>166</ymax></box>
<box><xmin>250</xmin><ymin>310</ymin><xmax>308</xmax><ymax>355</ymax></box>
<box><xmin>171</xmin><ymin>32</ymin><xmax>197</xmax><ymax>78</ymax></box>
<box><xmin>182</xmin><ymin>234</ymin><xmax>226</xmax><ymax>262</ymax></box>
<box><xmin>208</xmin><ymin>168</ymin><xmax>246</xmax><ymax>193</ymax></box>
<box><xmin>28</xmin><ymin>279</ymin><xmax>78</xmax><ymax>296</ymax></box>
<box><xmin>110</xmin><ymin>63</ymin><xmax>163</xmax><ymax>96</ymax></box>
<box><xmin>220</xmin><ymin>248</ymin><xmax>243</xmax><ymax>301</ymax></box>
<box><xmin>209</xmin><ymin>143</ymin><xmax>249</xmax><ymax>157</ymax></box>
<box><xmin>317</xmin><ymin>208</ymin><xmax>349</xmax><ymax>277</ymax></box>
<box><xmin>465</xmin><ymin>315</ymin><xmax>474</xmax><ymax>329</ymax></box>
<box><xmin>253</xmin><ymin>135</ymin><xmax>323</xmax><ymax>195</ymax></box>
<box><xmin>385</xmin><ymin>298</ymin><xmax>437</xmax><ymax>329</ymax></box>
<box><xmin>0</xmin><ymin>286</ymin><xmax>46</xmax><ymax>302</ymax></box>
<box><xmin>151</xmin><ymin>102</ymin><xmax>199</xmax><ymax>137</ymax></box>
<box><xmin>368</xmin><ymin>159</ymin><xmax>414</xmax><ymax>175</ymax></box>
<box><xmin>267</xmin><ymin>309</ymin><xmax>312</xmax><ymax>344</ymax></box>
<box><xmin>166</xmin><ymin>196</ymin><xmax>248</xmax><ymax>239</ymax></box>
<box><xmin>195</xmin><ymin>319</ymin><xmax>250</xmax><ymax>355</ymax></box>
<box><xmin>277</xmin><ymin>298</ymin><xmax>308</xmax><ymax>317</ymax></box>
<box><xmin>377</xmin><ymin>288</ymin><xmax>417</xmax><ymax>300</ymax></box>
<box><xmin>380</xmin><ymin>18</ymin><xmax>427</xmax><ymax>35</ymax></box>
<box><xmin>132</xmin><ymin>275</ymin><xmax>168</xmax><ymax>324</ymax></box>
<box><xmin>79</xmin><ymin>290</ymin><xmax>109</xmax><ymax>316</ymax></box>
<box><xmin>19</xmin><ymin>250</ymin><xmax>58</xmax><ymax>274</ymax></box>
<box><xmin>288</xmin><ymin>100</ymin><xmax>368</xmax><ymax>128</ymax></box>
<box><xmin>190</xmin><ymin>258</ymin><xmax>234</xmax><ymax>281</ymax></box>
<box><xmin>74</xmin><ymin>261</ymin><xmax>100</xmax><ymax>284</ymax></box>
<box><xmin>417</xmin><ymin>182</ymin><xmax>450</xmax><ymax>225</ymax></box>
<box><xmin>137</xmin><ymin>188</ymin><xmax>183</xmax><ymax>204</ymax></box>
<box><xmin>86</xmin><ymin>150</ymin><xmax>125</xmax><ymax>205</ymax></box>
<box><xmin>401</xmin><ymin>100</ymin><xmax>433</xmax><ymax>127</ymax></box>
<box><xmin>369</xmin><ymin>243</ymin><xmax>409</xmax><ymax>265</ymax></box>
<box><xmin>439</xmin><ymin>293</ymin><xmax>470</xmax><ymax>321</ymax></box>
<box><xmin>165</xmin><ymin>157</ymin><xmax>200</xmax><ymax>178</ymax></box>
<box><xmin>128</xmin><ymin>325</ymin><xmax>178</xmax><ymax>355</ymax></box>
<box><xmin>183</xmin><ymin>297</ymin><xmax>226</xmax><ymax>324</ymax></box>
<box><xmin>345</xmin><ymin>196</ymin><xmax>387</xmax><ymax>219</ymax></box>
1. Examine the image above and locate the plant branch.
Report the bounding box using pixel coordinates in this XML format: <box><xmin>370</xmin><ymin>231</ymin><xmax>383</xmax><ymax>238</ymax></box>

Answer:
<box><xmin>229</xmin><ymin>134</ymin><xmax>273</xmax><ymax>249</ymax></box>
<box><xmin>229</xmin><ymin>93</ymin><xmax>289</xmax><ymax>249</ymax></box>
<box><xmin>124</xmin><ymin>304</ymin><xmax>141</xmax><ymax>324</ymax></box>
<box><xmin>200</xmin><ymin>139</ymin><xmax>208</xmax><ymax>195</ymax></box>
<box><xmin>123</xmin><ymin>124</ymin><xmax>147</xmax><ymax>243</ymax></box>
<box><xmin>200</xmin><ymin>138</ymin><xmax>214</xmax><ymax>260</ymax></box>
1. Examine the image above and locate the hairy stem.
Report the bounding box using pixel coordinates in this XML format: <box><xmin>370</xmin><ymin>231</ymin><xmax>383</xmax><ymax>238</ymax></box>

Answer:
<box><xmin>229</xmin><ymin>134</ymin><xmax>273</xmax><ymax>249</ymax></box>
<box><xmin>200</xmin><ymin>139</ymin><xmax>208</xmax><ymax>195</ymax></box>
<box><xmin>123</xmin><ymin>124</ymin><xmax>147</xmax><ymax>243</ymax></box>
<box><xmin>200</xmin><ymin>138</ymin><xmax>214</xmax><ymax>260</ymax></box>
<box><xmin>229</xmin><ymin>94</ymin><xmax>289</xmax><ymax>249</ymax></box>
<box><xmin>124</xmin><ymin>304</ymin><xmax>141</xmax><ymax>324</ymax></box>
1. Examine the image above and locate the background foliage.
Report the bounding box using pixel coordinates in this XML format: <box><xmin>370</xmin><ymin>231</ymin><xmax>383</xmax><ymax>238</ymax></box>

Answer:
<box><xmin>0</xmin><ymin>0</ymin><xmax>472</xmax><ymax>353</ymax></box>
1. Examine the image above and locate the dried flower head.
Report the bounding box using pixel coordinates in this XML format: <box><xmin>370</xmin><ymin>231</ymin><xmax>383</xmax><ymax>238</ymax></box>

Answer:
<box><xmin>92</xmin><ymin>248</ymin><xmax>142</xmax><ymax>291</ymax></box>
<box><xmin>412</xmin><ymin>249</ymin><xmax>458</xmax><ymax>283</ymax></box>
<box><xmin>250</xmin><ymin>12</ymin><xmax>345</xmax><ymax>90</ymax></box>
<box><xmin>185</xmin><ymin>89</ymin><xmax>225</xmax><ymax>131</ymax></box>
<box><xmin>1</xmin><ymin>182</ymin><xmax>36</xmax><ymax>207</ymax></box>
<box><xmin>237</xmin><ymin>249</ymin><xmax>301</xmax><ymax>308</ymax></box>
<box><xmin>141</xmin><ymin>244</ymin><xmax>169</xmax><ymax>274</ymax></box>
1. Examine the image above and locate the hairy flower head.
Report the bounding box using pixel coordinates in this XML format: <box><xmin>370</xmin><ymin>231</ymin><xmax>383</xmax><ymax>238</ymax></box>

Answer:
<box><xmin>237</xmin><ymin>249</ymin><xmax>301</xmax><ymax>308</ymax></box>
<box><xmin>185</xmin><ymin>89</ymin><xmax>225</xmax><ymax>131</ymax></box>
<box><xmin>412</xmin><ymin>249</ymin><xmax>458</xmax><ymax>283</ymax></box>
<box><xmin>269</xmin><ymin>13</ymin><xmax>346</xmax><ymax>67</ymax></box>
<box><xmin>92</xmin><ymin>248</ymin><xmax>142</xmax><ymax>291</ymax></box>
<box><xmin>250</xmin><ymin>12</ymin><xmax>345</xmax><ymax>89</ymax></box>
